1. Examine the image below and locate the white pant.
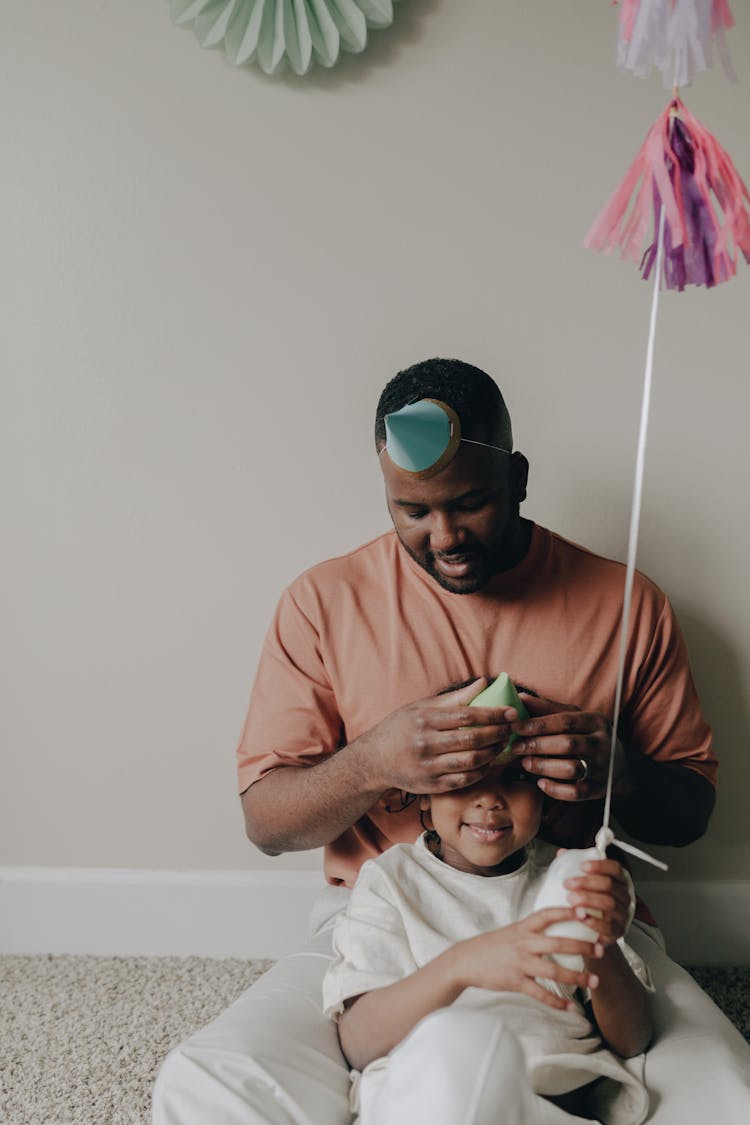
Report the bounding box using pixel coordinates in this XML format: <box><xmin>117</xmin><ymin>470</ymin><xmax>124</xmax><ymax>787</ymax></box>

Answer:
<box><xmin>152</xmin><ymin>893</ymin><xmax>750</xmax><ymax>1125</ymax></box>
<box><xmin>355</xmin><ymin>1008</ymin><xmax>594</xmax><ymax>1125</ymax></box>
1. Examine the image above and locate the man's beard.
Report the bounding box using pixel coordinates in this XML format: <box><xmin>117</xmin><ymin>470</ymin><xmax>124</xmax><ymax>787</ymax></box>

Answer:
<box><xmin>399</xmin><ymin>540</ymin><xmax>495</xmax><ymax>595</ymax></box>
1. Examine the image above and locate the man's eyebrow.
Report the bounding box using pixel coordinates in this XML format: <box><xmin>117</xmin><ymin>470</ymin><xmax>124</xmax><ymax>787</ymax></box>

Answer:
<box><xmin>392</xmin><ymin>488</ymin><xmax>489</xmax><ymax>508</ymax></box>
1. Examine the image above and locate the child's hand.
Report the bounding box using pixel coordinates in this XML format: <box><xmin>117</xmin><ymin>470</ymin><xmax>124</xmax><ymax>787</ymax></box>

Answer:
<box><xmin>451</xmin><ymin>908</ymin><xmax>603</xmax><ymax>1011</ymax></box>
<box><xmin>563</xmin><ymin>858</ymin><xmax>632</xmax><ymax>947</ymax></box>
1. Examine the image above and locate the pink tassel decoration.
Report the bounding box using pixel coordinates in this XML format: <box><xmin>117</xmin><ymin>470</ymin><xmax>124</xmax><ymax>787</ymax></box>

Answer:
<box><xmin>614</xmin><ymin>0</ymin><xmax>736</xmax><ymax>86</ymax></box>
<box><xmin>585</xmin><ymin>97</ymin><xmax>750</xmax><ymax>290</ymax></box>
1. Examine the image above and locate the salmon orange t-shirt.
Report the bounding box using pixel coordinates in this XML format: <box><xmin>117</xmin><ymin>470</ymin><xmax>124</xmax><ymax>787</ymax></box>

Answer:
<box><xmin>236</xmin><ymin>524</ymin><xmax>716</xmax><ymax>888</ymax></box>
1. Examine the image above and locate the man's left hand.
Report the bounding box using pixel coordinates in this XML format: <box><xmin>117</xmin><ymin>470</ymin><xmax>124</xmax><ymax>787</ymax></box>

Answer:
<box><xmin>507</xmin><ymin>693</ymin><xmax>629</xmax><ymax>802</ymax></box>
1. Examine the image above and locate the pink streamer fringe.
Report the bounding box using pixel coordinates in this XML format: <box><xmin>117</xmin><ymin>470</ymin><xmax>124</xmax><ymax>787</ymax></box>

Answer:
<box><xmin>585</xmin><ymin>97</ymin><xmax>750</xmax><ymax>290</ymax></box>
<box><xmin>612</xmin><ymin>0</ymin><xmax>736</xmax><ymax>86</ymax></box>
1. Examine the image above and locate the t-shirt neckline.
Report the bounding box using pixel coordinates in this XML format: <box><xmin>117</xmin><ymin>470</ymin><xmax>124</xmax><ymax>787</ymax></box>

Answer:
<box><xmin>395</xmin><ymin>521</ymin><xmax>546</xmax><ymax>601</ymax></box>
<box><xmin>415</xmin><ymin>832</ymin><xmax>533</xmax><ymax>882</ymax></box>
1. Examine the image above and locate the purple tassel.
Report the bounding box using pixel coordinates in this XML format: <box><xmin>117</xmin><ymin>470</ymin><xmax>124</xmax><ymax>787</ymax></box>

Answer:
<box><xmin>587</xmin><ymin>96</ymin><xmax>750</xmax><ymax>289</ymax></box>
<box><xmin>641</xmin><ymin>116</ymin><xmax>720</xmax><ymax>290</ymax></box>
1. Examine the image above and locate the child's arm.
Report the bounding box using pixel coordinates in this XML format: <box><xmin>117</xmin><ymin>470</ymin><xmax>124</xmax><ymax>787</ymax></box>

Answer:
<box><xmin>337</xmin><ymin>946</ymin><xmax>465</xmax><ymax>1072</ymax></box>
<box><xmin>337</xmin><ymin>907</ymin><xmax>601</xmax><ymax>1072</ymax></box>
<box><xmin>565</xmin><ymin>858</ymin><xmax>653</xmax><ymax>1058</ymax></box>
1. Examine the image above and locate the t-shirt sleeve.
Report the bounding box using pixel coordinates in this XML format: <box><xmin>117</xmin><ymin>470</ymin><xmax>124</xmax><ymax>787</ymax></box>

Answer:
<box><xmin>236</xmin><ymin>587</ymin><xmax>343</xmax><ymax>794</ymax></box>
<box><xmin>624</xmin><ymin>593</ymin><xmax>717</xmax><ymax>785</ymax></box>
<box><xmin>322</xmin><ymin>862</ymin><xmax>416</xmax><ymax>1020</ymax></box>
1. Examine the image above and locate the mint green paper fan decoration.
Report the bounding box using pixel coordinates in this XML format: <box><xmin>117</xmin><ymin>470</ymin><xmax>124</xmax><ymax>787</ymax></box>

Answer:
<box><xmin>170</xmin><ymin>0</ymin><xmax>400</xmax><ymax>76</ymax></box>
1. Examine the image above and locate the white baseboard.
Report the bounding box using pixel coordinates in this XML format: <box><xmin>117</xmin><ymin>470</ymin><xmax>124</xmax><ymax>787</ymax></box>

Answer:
<box><xmin>2</xmin><ymin>868</ymin><xmax>749</xmax><ymax>965</ymax></box>
<box><xmin>0</xmin><ymin>868</ymin><xmax>324</xmax><ymax>959</ymax></box>
<box><xmin>638</xmin><ymin>879</ymin><xmax>750</xmax><ymax>965</ymax></box>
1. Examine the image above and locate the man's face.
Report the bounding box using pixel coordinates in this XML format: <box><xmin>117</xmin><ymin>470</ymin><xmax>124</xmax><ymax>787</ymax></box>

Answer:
<box><xmin>380</xmin><ymin>440</ymin><xmax>528</xmax><ymax>594</ymax></box>
<box><xmin>419</xmin><ymin>760</ymin><xmax>543</xmax><ymax>876</ymax></box>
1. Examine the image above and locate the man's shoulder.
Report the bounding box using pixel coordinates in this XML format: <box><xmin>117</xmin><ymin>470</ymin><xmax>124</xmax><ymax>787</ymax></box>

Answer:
<box><xmin>286</xmin><ymin>531</ymin><xmax>401</xmax><ymax>600</ymax></box>
<box><xmin>544</xmin><ymin>526</ymin><xmax>624</xmax><ymax>571</ymax></box>
<box><xmin>542</xmin><ymin>526</ymin><xmax>666</xmax><ymax>602</ymax></box>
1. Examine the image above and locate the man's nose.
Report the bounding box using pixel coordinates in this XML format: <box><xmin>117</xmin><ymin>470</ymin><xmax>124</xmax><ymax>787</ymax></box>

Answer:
<box><xmin>430</xmin><ymin>513</ymin><xmax>463</xmax><ymax>552</ymax></box>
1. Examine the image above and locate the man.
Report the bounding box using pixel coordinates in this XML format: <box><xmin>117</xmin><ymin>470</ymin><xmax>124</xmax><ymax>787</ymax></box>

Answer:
<box><xmin>153</xmin><ymin>359</ymin><xmax>748</xmax><ymax>1125</ymax></box>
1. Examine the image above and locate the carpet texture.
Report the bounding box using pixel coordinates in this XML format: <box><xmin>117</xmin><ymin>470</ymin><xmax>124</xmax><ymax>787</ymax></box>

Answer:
<box><xmin>1</xmin><ymin>955</ymin><xmax>272</xmax><ymax>1125</ymax></box>
<box><xmin>1</xmin><ymin>955</ymin><xmax>748</xmax><ymax>1125</ymax></box>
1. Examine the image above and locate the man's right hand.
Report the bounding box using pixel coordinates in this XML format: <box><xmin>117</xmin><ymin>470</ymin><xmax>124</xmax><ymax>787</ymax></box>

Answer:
<box><xmin>358</xmin><ymin>677</ymin><xmax>519</xmax><ymax>795</ymax></box>
<box><xmin>244</xmin><ymin>678</ymin><xmax>519</xmax><ymax>854</ymax></box>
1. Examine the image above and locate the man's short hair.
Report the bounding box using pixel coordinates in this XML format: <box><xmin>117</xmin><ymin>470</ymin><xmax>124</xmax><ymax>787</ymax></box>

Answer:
<box><xmin>374</xmin><ymin>358</ymin><xmax>513</xmax><ymax>452</ymax></box>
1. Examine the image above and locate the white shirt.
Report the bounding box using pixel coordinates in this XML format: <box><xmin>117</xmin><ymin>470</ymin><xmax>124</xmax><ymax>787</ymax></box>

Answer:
<box><xmin>324</xmin><ymin>836</ymin><xmax>652</xmax><ymax>1125</ymax></box>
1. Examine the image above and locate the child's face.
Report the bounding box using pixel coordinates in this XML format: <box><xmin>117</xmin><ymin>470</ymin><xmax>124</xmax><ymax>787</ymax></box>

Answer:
<box><xmin>419</xmin><ymin>760</ymin><xmax>543</xmax><ymax>876</ymax></box>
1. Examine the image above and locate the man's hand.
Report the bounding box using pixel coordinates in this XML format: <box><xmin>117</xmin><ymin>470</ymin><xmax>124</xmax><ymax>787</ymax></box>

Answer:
<box><xmin>507</xmin><ymin>693</ymin><xmax>630</xmax><ymax>802</ymax></box>
<box><xmin>244</xmin><ymin>677</ymin><xmax>518</xmax><ymax>855</ymax></box>
<box><xmin>361</xmin><ymin>677</ymin><xmax>519</xmax><ymax>795</ymax></box>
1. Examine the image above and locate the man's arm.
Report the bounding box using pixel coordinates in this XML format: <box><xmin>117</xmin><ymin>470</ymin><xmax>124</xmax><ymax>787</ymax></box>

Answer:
<box><xmin>613</xmin><ymin>754</ymin><xmax>715</xmax><ymax>847</ymax></box>
<box><xmin>501</xmin><ymin>587</ymin><xmax>716</xmax><ymax>849</ymax></box>
<box><xmin>241</xmin><ymin>680</ymin><xmax>517</xmax><ymax>854</ymax></box>
<box><xmin>242</xmin><ymin>742</ymin><xmax>384</xmax><ymax>855</ymax></box>
<box><xmin>507</xmin><ymin>694</ymin><xmax>716</xmax><ymax>848</ymax></box>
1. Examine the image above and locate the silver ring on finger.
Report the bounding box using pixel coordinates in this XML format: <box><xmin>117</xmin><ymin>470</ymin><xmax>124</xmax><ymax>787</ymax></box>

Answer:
<box><xmin>576</xmin><ymin>758</ymin><xmax>589</xmax><ymax>782</ymax></box>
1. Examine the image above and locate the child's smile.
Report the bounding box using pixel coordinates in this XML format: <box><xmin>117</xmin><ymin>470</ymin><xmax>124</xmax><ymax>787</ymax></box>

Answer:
<box><xmin>461</xmin><ymin>819</ymin><xmax>512</xmax><ymax>845</ymax></box>
<box><xmin>420</xmin><ymin>761</ymin><xmax>543</xmax><ymax>876</ymax></box>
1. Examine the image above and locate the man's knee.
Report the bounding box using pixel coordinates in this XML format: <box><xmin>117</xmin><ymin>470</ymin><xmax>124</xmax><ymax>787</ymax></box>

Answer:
<box><xmin>150</xmin><ymin>940</ymin><xmax>350</xmax><ymax>1125</ymax></box>
<box><xmin>151</xmin><ymin>1002</ymin><xmax>351</xmax><ymax>1125</ymax></box>
<box><xmin>151</xmin><ymin>1037</ymin><xmax>285</xmax><ymax>1125</ymax></box>
<box><xmin>151</xmin><ymin>1041</ymin><xmax>200</xmax><ymax>1124</ymax></box>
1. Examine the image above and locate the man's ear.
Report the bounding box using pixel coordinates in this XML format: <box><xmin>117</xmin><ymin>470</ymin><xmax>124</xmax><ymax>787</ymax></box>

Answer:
<box><xmin>510</xmin><ymin>452</ymin><xmax>529</xmax><ymax>504</ymax></box>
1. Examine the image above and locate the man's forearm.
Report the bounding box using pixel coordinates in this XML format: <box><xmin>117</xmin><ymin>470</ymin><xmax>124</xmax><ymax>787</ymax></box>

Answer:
<box><xmin>241</xmin><ymin>737</ymin><xmax>385</xmax><ymax>854</ymax></box>
<box><xmin>614</xmin><ymin>754</ymin><xmax>715</xmax><ymax>846</ymax></box>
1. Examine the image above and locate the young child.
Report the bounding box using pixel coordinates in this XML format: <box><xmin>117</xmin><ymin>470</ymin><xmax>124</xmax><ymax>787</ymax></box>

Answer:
<box><xmin>322</xmin><ymin>755</ymin><xmax>654</xmax><ymax>1125</ymax></box>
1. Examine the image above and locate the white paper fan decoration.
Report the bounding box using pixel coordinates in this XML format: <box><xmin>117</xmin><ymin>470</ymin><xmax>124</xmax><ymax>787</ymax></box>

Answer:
<box><xmin>170</xmin><ymin>0</ymin><xmax>400</xmax><ymax>76</ymax></box>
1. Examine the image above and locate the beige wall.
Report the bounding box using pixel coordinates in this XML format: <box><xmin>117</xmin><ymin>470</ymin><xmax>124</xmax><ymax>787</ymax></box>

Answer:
<box><xmin>2</xmin><ymin>0</ymin><xmax>749</xmax><ymax>882</ymax></box>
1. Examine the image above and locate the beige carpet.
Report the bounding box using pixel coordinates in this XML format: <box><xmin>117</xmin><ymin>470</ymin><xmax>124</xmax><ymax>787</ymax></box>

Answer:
<box><xmin>0</xmin><ymin>955</ymin><xmax>272</xmax><ymax>1125</ymax></box>
<box><xmin>1</xmin><ymin>955</ymin><xmax>748</xmax><ymax>1125</ymax></box>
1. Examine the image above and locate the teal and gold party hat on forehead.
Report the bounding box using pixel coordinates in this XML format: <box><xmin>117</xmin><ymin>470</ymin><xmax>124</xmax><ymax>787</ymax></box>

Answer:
<box><xmin>382</xmin><ymin>398</ymin><xmax>510</xmax><ymax>480</ymax></box>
